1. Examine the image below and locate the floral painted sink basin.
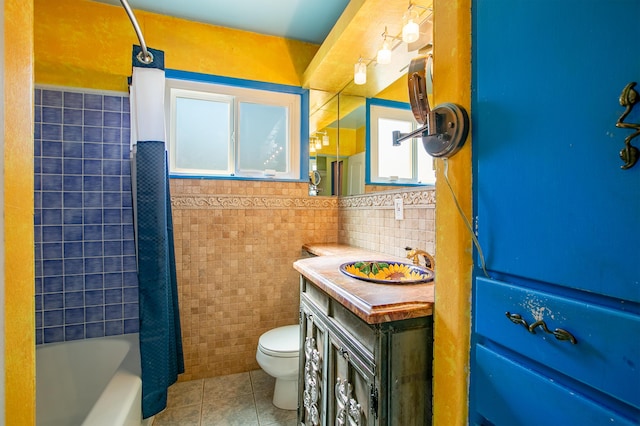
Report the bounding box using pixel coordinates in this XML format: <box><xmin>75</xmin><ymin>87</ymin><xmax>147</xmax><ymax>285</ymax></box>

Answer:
<box><xmin>339</xmin><ymin>261</ymin><xmax>434</xmax><ymax>285</ymax></box>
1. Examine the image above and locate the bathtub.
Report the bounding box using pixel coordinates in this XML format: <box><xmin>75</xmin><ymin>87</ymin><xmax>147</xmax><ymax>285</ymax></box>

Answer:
<box><xmin>36</xmin><ymin>333</ymin><xmax>142</xmax><ymax>426</ymax></box>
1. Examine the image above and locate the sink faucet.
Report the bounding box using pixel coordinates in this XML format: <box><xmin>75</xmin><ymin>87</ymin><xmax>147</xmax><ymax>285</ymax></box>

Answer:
<box><xmin>405</xmin><ymin>247</ymin><xmax>435</xmax><ymax>270</ymax></box>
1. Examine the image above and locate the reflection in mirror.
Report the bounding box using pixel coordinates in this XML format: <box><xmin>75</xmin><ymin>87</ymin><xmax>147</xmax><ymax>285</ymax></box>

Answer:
<box><xmin>308</xmin><ymin>90</ymin><xmax>339</xmax><ymax>196</ymax></box>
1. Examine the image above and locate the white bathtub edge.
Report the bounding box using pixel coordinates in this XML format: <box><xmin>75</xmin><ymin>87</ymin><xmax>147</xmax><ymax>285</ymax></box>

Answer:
<box><xmin>81</xmin><ymin>370</ymin><xmax>142</xmax><ymax>426</ymax></box>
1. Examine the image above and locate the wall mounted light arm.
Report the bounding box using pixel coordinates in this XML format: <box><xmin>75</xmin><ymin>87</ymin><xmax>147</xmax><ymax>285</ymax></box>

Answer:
<box><xmin>119</xmin><ymin>0</ymin><xmax>153</xmax><ymax>64</ymax></box>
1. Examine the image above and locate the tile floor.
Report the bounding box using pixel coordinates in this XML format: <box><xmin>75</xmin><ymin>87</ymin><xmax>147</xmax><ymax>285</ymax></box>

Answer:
<box><xmin>151</xmin><ymin>369</ymin><xmax>297</xmax><ymax>426</ymax></box>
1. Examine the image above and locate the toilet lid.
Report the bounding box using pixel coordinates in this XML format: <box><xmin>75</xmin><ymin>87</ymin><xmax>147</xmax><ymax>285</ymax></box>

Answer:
<box><xmin>258</xmin><ymin>325</ymin><xmax>300</xmax><ymax>358</ymax></box>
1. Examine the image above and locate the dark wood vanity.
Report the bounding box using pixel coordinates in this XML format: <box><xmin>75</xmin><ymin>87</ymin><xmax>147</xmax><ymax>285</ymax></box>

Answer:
<box><xmin>294</xmin><ymin>244</ymin><xmax>435</xmax><ymax>426</ymax></box>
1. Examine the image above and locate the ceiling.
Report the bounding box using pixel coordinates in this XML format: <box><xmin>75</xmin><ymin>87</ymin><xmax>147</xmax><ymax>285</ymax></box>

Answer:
<box><xmin>94</xmin><ymin>0</ymin><xmax>351</xmax><ymax>44</ymax></box>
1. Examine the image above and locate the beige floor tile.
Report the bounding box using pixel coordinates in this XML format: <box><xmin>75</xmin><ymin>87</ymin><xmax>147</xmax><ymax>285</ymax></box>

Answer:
<box><xmin>152</xmin><ymin>404</ymin><xmax>202</xmax><ymax>426</ymax></box>
<box><xmin>200</xmin><ymin>396</ymin><xmax>259</xmax><ymax>426</ymax></box>
<box><xmin>250</xmin><ymin>369</ymin><xmax>275</xmax><ymax>394</ymax></box>
<box><xmin>254</xmin><ymin>390</ymin><xmax>297</xmax><ymax>425</ymax></box>
<box><xmin>204</xmin><ymin>372</ymin><xmax>253</xmax><ymax>401</ymax></box>
<box><xmin>167</xmin><ymin>379</ymin><xmax>204</xmax><ymax>408</ymax></box>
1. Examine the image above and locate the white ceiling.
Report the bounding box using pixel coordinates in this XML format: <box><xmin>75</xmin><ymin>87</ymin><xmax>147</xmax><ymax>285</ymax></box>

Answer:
<box><xmin>94</xmin><ymin>0</ymin><xmax>351</xmax><ymax>44</ymax></box>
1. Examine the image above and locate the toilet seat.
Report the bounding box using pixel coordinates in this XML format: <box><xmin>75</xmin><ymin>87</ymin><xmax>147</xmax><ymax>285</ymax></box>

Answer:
<box><xmin>258</xmin><ymin>325</ymin><xmax>299</xmax><ymax>358</ymax></box>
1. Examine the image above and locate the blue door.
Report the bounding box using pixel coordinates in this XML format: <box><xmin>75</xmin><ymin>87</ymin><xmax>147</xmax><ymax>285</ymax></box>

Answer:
<box><xmin>472</xmin><ymin>1</ymin><xmax>640</xmax><ymax>424</ymax></box>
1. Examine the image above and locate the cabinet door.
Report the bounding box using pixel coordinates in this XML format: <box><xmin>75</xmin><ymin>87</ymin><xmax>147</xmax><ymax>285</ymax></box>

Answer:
<box><xmin>299</xmin><ymin>305</ymin><xmax>328</xmax><ymax>426</ymax></box>
<box><xmin>327</xmin><ymin>332</ymin><xmax>376</xmax><ymax>426</ymax></box>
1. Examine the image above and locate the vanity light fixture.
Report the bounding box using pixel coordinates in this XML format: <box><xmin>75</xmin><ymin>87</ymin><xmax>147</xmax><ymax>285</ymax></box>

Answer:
<box><xmin>377</xmin><ymin>27</ymin><xmax>393</xmax><ymax>65</ymax></box>
<box><xmin>310</xmin><ymin>142</ymin><xmax>316</xmax><ymax>153</ymax></box>
<box><xmin>354</xmin><ymin>57</ymin><xmax>367</xmax><ymax>85</ymax></box>
<box><xmin>320</xmin><ymin>132</ymin><xmax>330</xmax><ymax>146</ymax></box>
<box><xmin>402</xmin><ymin>3</ymin><xmax>420</xmax><ymax>43</ymax></box>
<box><xmin>314</xmin><ymin>137</ymin><xmax>322</xmax><ymax>150</ymax></box>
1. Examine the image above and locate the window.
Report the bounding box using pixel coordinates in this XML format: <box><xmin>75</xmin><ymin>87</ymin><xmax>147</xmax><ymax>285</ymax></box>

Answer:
<box><xmin>166</xmin><ymin>73</ymin><xmax>304</xmax><ymax>180</ymax></box>
<box><xmin>368</xmin><ymin>100</ymin><xmax>436</xmax><ymax>185</ymax></box>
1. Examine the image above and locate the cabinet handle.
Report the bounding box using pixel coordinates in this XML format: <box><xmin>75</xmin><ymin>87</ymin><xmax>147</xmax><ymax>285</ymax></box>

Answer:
<box><xmin>338</xmin><ymin>347</ymin><xmax>350</xmax><ymax>360</ymax></box>
<box><xmin>505</xmin><ymin>312</ymin><xmax>578</xmax><ymax>345</ymax></box>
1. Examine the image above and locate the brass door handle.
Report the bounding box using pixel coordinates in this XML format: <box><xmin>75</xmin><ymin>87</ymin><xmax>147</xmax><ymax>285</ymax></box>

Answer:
<box><xmin>506</xmin><ymin>312</ymin><xmax>577</xmax><ymax>345</ymax></box>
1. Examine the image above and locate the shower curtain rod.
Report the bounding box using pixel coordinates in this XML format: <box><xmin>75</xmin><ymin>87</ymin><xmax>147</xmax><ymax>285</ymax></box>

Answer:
<box><xmin>119</xmin><ymin>0</ymin><xmax>153</xmax><ymax>64</ymax></box>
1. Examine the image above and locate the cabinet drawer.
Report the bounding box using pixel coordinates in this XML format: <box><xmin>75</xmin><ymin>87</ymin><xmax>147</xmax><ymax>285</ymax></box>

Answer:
<box><xmin>475</xmin><ymin>345</ymin><xmax>638</xmax><ymax>426</ymax></box>
<box><xmin>475</xmin><ymin>277</ymin><xmax>640</xmax><ymax>409</ymax></box>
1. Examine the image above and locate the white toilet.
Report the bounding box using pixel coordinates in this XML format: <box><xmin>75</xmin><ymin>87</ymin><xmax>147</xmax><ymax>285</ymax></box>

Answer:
<box><xmin>256</xmin><ymin>324</ymin><xmax>300</xmax><ymax>410</ymax></box>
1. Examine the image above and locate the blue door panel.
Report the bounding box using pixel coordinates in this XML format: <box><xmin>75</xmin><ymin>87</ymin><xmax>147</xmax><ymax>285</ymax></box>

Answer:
<box><xmin>475</xmin><ymin>345</ymin><xmax>639</xmax><ymax>426</ymax></box>
<box><xmin>474</xmin><ymin>0</ymin><xmax>640</xmax><ymax>302</ymax></box>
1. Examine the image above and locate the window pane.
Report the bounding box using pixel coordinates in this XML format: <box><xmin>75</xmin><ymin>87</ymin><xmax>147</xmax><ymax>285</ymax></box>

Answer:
<box><xmin>378</xmin><ymin>118</ymin><xmax>413</xmax><ymax>179</ymax></box>
<box><xmin>417</xmin><ymin>143</ymin><xmax>436</xmax><ymax>184</ymax></box>
<box><xmin>175</xmin><ymin>97</ymin><xmax>230</xmax><ymax>172</ymax></box>
<box><xmin>238</xmin><ymin>103</ymin><xmax>288</xmax><ymax>173</ymax></box>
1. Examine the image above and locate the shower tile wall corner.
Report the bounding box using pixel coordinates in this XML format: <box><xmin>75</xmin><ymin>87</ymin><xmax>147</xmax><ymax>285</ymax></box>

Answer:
<box><xmin>34</xmin><ymin>87</ymin><xmax>138</xmax><ymax>345</ymax></box>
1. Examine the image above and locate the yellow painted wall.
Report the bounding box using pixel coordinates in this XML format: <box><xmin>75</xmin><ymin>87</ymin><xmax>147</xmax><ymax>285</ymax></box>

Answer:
<box><xmin>4</xmin><ymin>0</ymin><xmax>35</xmax><ymax>423</ymax></box>
<box><xmin>35</xmin><ymin>0</ymin><xmax>320</xmax><ymax>91</ymax></box>
<box><xmin>432</xmin><ymin>0</ymin><xmax>472</xmax><ymax>425</ymax></box>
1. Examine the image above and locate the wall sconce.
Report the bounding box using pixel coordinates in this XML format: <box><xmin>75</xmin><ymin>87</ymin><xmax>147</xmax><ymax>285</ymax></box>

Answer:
<box><xmin>354</xmin><ymin>57</ymin><xmax>367</xmax><ymax>85</ymax></box>
<box><xmin>402</xmin><ymin>5</ymin><xmax>420</xmax><ymax>43</ymax></box>
<box><xmin>319</xmin><ymin>131</ymin><xmax>330</xmax><ymax>146</ymax></box>
<box><xmin>377</xmin><ymin>28</ymin><xmax>392</xmax><ymax>65</ymax></box>
<box><xmin>313</xmin><ymin>137</ymin><xmax>322</xmax><ymax>150</ymax></box>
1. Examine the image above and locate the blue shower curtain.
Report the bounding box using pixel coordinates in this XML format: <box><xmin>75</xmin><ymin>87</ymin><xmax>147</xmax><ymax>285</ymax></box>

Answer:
<box><xmin>129</xmin><ymin>45</ymin><xmax>184</xmax><ymax>418</ymax></box>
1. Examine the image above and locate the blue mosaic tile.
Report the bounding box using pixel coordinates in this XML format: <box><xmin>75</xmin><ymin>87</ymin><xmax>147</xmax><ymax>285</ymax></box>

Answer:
<box><xmin>34</xmin><ymin>157</ymin><xmax>41</xmax><ymax>174</ymax></box>
<box><xmin>123</xmin><ymin>256</ymin><xmax>137</xmax><ymax>272</ymax></box>
<box><xmin>103</xmin><ymin>208</ymin><xmax>121</xmax><ymax>224</ymax></box>
<box><xmin>122</xmin><ymin>96</ymin><xmax>130</xmax><ymax>112</ymax></box>
<box><xmin>43</xmin><ymin>259</ymin><xmax>64</xmax><ymax>276</ymax></box>
<box><xmin>43</xmin><ymin>327</ymin><xmax>64</xmax><ymax>343</ymax></box>
<box><xmin>85</xmin><ymin>291</ymin><xmax>104</xmax><ymax>308</ymax></box>
<box><xmin>42</xmin><ymin>141</ymin><xmax>63</xmax><ymax>158</ymax></box>
<box><xmin>42</xmin><ymin>242</ymin><xmax>63</xmax><ymax>259</ymax></box>
<box><xmin>83</xmin><ymin>143</ymin><xmax>102</xmax><ymax>159</ymax></box>
<box><xmin>42</xmin><ymin>90</ymin><xmax>63</xmax><ymax>107</ymax></box>
<box><xmin>103</xmin><ymin>127</ymin><xmax>122</xmax><ymax>144</ymax></box>
<box><xmin>102</xmin><ymin>160</ymin><xmax>121</xmax><ymax>176</ymax></box>
<box><xmin>103</xmin><ymin>192</ymin><xmax>121</xmax><ymax>207</ymax></box>
<box><xmin>122</xmin><ymin>194</ymin><xmax>132</xmax><ymax>208</ymax></box>
<box><xmin>35</xmin><ymin>277</ymin><xmax>43</xmax><ymax>294</ymax></box>
<box><xmin>44</xmin><ymin>310</ymin><xmax>63</xmax><ymax>327</ymax></box>
<box><xmin>122</xmin><ymin>113</ymin><xmax>131</xmax><ymax>129</ymax></box>
<box><xmin>42</xmin><ymin>226</ymin><xmax>63</xmax><ymax>242</ymax></box>
<box><xmin>123</xmin><ymin>240</ymin><xmax>136</xmax><ymax>256</ymax></box>
<box><xmin>84</xmin><ymin>257</ymin><xmax>103</xmax><ymax>274</ymax></box>
<box><xmin>36</xmin><ymin>330</ymin><xmax>44</xmax><ymax>345</ymax></box>
<box><xmin>36</xmin><ymin>311</ymin><xmax>43</xmax><ymax>328</ymax></box>
<box><xmin>103</xmin><ymin>176</ymin><xmax>121</xmax><ymax>191</ymax></box>
<box><xmin>83</xmin><ymin>159</ymin><xmax>102</xmax><ymax>175</ymax></box>
<box><xmin>63</xmin><ymin>159</ymin><xmax>83</xmax><ymax>175</ymax></box>
<box><xmin>83</xmin><ymin>208</ymin><xmax>103</xmax><ymax>225</ymax></box>
<box><xmin>34</xmin><ymin>139</ymin><xmax>42</xmax><ymax>157</ymax></box>
<box><xmin>42</xmin><ymin>192</ymin><xmax>62</xmax><ymax>208</ymax></box>
<box><xmin>124</xmin><ymin>319</ymin><xmax>139</xmax><ymax>334</ymax></box>
<box><xmin>124</xmin><ymin>303</ymin><xmax>138</xmax><ymax>319</ymax></box>
<box><xmin>103</xmin><ymin>144</ymin><xmax>121</xmax><ymax>160</ymax></box>
<box><xmin>64</xmin><ymin>275</ymin><xmax>84</xmax><ymax>292</ymax></box>
<box><xmin>83</xmin><ymin>126</ymin><xmax>102</xmax><ymax>143</ymax></box>
<box><xmin>105</xmin><ymin>304</ymin><xmax>123</xmax><ymax>321</ymax></box>
<box><xmin>43</xmin><ymin>276</ymin><xmax>63</xmax><ymax>293</ymax></box>
<box><xmin>63</xmin><ymin>192</ymin><xmax>83</xmax><ymax>208</ymax></box>
<box><xmin>64</xmin><ymin>92</ymin><xmax>83</xmax><ymax>109</ymax></box>
<box><xmin>64</xmin><ymin>258</ymin><xmax>84</xmax><ymax>275</ymax></box>
<box><xmin>83</xmin><ymin>192</ymin><xmax>102</xmax><ymax>208</ymax></box>
<box><xmin>35</xmin><ymin>294</ymin><xmax>43</xmax><ymax>311</ymax></box>
<box><xmin>105</xmin><ymin>288</ymin><xmax>123</xmax><ymax>304</ymax></box>
<box><xmin>84</xmin><ymin>93</ymin><xmax>103</xmax><ymax>110</ymax></box>
<box><xmin>104</xmin><ymin>241</ymin><xmax>122</xmax><ymax>257</ymax></box>
<box><xmin>104</xmin><ymin>272</ymin><xmax>123</xmax><ymax>288</ymax></box>
<box><xmin>41</xmin><ymin>158</ymin><xmax>63</xmax><ymax>174</ymax></box>
<box><xmin>122</xmin><ymin>160</ymin><xmax>131</xmax><ymax>175</ymax></box>
<box><xmin>35</xmin><ymin>105</ymin><xmax>42</xmax><ymax>123</ymax></box>
<box><xmin>86</xmin><ymin>322</ymin><xmax>105</xmax><ymax>339</ymax></box>
<box><xmin>85</xmin><ymin>305</ymin><xmax>104</xmax><ymax>321</ymax></box>
<box><xmin>105</xmin><ymin>320</ymin><xmax>123</xmax><ymax>336</ymax></box>
<box><xmin>104</xmin><ymin>224</ymin><xmax>122</xmax><ymax>239</ymax></box>
<box><xmin>65</xmin><ymin>324</ymin><xmax>85</xmax><ymax>341</ymax></box>
<box><xmin>84</xmin><ymin>227</ymin><xmax>103</xmax><ymax>243</ymax></box>
<box><xmin>63</xmin><ymin>176</ymin><xmax>83</xmax><ymax>191</ymax></box>
<box><xmin>42</xmin><ymin>175</ymin><xmax>63</xmax><ymax>191</ymax></box>
<box><xmin>104</xmin><ymin>112</ymin><xmax>122</xmax><ymax>128</ymax></box>
<box><xmin>84</xmin><ymin>176</ymin><xmax>103</xmax><ymax>191</ymax></box>
<box><xmin>43</xmin><ymin>293</ymin><xmax>64</xmax><ymax>310</ymax></box>
<box><xmin>63</xmin><ymin>108</ymin><xmax>83</xmax><ymax>125</ymax></box>
<box><xmin>122</xmin><ymin>208</ymin><xmax>134</xmax><ymax>225</ymax></box>
<box><xmin>42</xmin><ymin>209</ymin><xmax>62</xmax><ymax>225</ymax></box>
<box><xmin>104</xmin><ymin>95</ymin><xmax>122</xmax><ymax>112</ymax></box>
<box><xmin>123</xmin><ymin>286</ymin><xmax>138</xmax><ymax>303</ymax></box>
<box><xmin>63</xmin><ymin>209</ymin><xmax>83</xmax><ymax>224</ymax></box>
<box><xmin>35</xmin><ymin>88</ymin><xmax>42</xmax><ymax>105</ymax></box>
<box><xmin>63</xmin><ymin>125</ymin><xmax>83</xmax><ymax>142</ymax></box>
<box><xmin>63</xmin><ymin>225</ymin><xmax>83</xmax><ymax>241</ymax></box>
<box><xmin>42</xmin><ymin>124</ymin><xmax>62</xmax><ymax>141</ymax></box>
<box><xmin>64</xmin><ymin>304</ymin><xmax>84</xmax><ymax>324</ymax></box>
<box><xmin>42</xmin><ymin>107</ymin><xmax>62</xmax><ymax>124</ymax></box>
<box><xmin>84</xmin><ymin>110</ymin><xmax>103</xmax><ymax>127</ymax></box>
<box><xmin>84</xmin><ymin>273</ymin><xmax>104</xmax><ymax>290</ymax></box>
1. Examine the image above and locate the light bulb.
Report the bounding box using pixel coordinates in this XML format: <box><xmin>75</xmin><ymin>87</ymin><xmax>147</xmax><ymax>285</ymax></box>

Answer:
<box><xmin>314</xmin><ymin>138</ymin><xmax>322</xmax><ymax>150</ymax></box>
<box><xmin>376</xmin><ymin>39</ymin><xmax>392</xmax><ymax>65</ymax></box>
<box><xmin>322</xmin><ymin>134</ymin><xmax>330</xmax><ymax>146</ymax></box>
<box><xmin>310</xmin><ymin>143</ymin><xmax>316</xmax><ymax>153</ymax></box>
<box><xmin>354</xmin><ymin>61</ymin><xmax>367</xmax><ymax>85</ymax></box>
<box><xmin>402</xmin><ymin>8</ymin><xmax>420</xmax><ymax>43</ymax></box>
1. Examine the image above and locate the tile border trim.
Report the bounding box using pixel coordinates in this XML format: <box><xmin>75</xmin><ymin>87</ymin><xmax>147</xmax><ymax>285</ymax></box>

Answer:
<box><xmin>171</xmin><ymin>194</ymin><xmax>338</xmax><ymax>209</ymax></box>
<box><xmin>338</xmin><ymin>188</ymin><xmax>435</xmax><ymax>209</ymax></box>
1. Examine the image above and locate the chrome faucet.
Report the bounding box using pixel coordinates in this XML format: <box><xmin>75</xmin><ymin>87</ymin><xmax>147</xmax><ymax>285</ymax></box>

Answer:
<box><xmin>405</xmin><ymin>247</ymin><xmax>435</xmax><ymax>270</ymax></box>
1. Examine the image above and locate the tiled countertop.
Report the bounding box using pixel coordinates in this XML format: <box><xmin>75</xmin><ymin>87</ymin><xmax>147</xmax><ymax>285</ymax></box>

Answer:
<box><xmin>294</xmin><ymin>243</ymin><xmax>435</xmax><ymax>324</ymax></box>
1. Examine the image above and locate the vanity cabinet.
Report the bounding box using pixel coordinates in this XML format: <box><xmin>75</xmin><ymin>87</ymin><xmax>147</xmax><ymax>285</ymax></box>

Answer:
<box><xmin>298</xmin><ymin>275</ymin><xmax>433</xmax><ymax>426</ymax></box>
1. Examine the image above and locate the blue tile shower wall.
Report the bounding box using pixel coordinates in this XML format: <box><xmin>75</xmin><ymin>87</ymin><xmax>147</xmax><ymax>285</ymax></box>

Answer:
<box><xmin>34</xmin><ymin>87</ymin><xmax>139</xmax><ymax>345</ymax></box>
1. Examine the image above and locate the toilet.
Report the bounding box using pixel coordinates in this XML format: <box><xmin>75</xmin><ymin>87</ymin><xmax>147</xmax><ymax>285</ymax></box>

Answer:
<box><xmin>256</xmin><ymin>324</ymin><xmax>300</xmax><ymax>410</ymax></box>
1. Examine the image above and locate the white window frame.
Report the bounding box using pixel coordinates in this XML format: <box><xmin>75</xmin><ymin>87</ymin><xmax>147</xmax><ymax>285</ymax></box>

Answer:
<box><xmin>166</xmin><ymin>77</ymin><xmax>301</xmax><ymax>180</ymax></box>
<box><xmin>368</xmin><ymin>102</ymin><xmax>435</xmax><ymax>185</ymax></box>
